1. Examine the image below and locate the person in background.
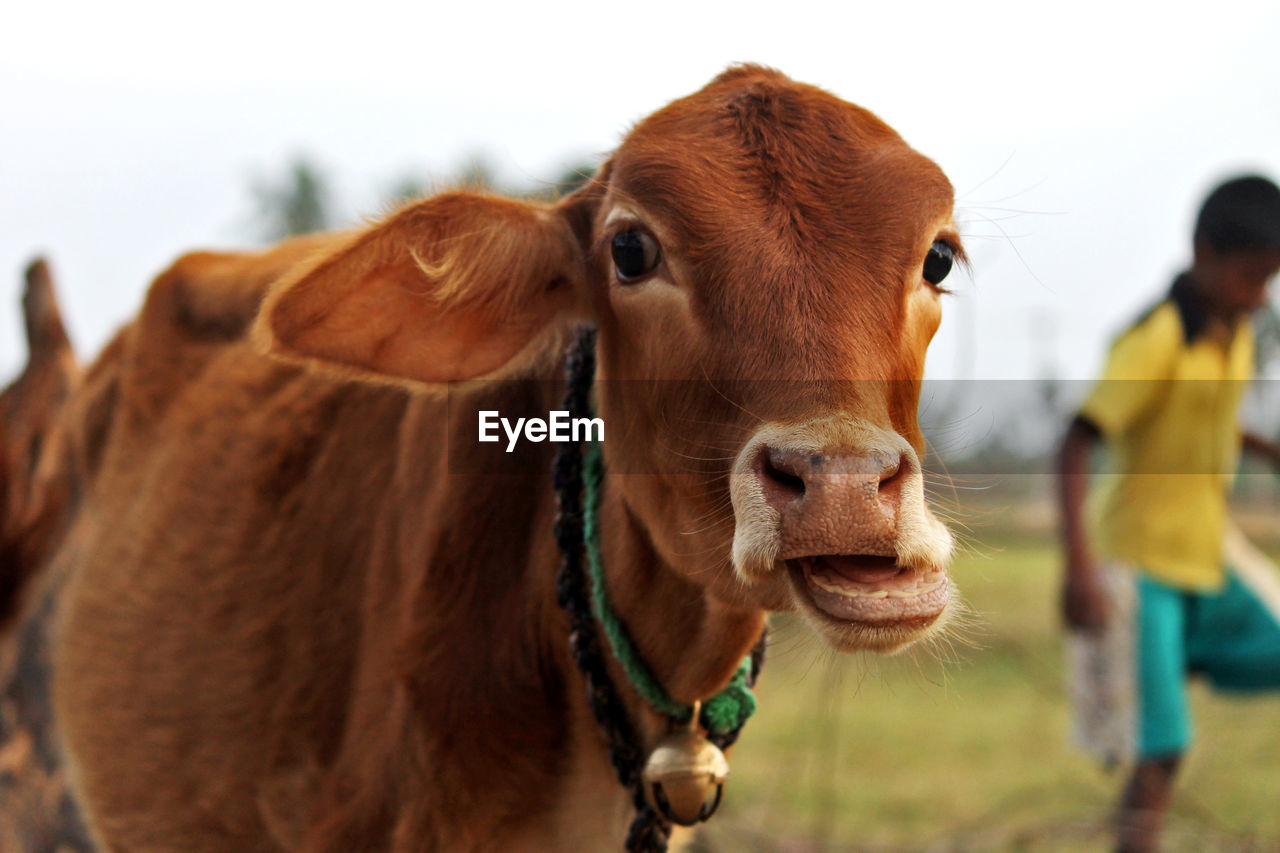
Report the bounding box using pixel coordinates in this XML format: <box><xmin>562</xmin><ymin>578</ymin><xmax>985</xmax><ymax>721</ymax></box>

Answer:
<box><xmin>1058</xmin><ymin>175</ymin><xmax>1280</xmax><ymax>853</ymax></box>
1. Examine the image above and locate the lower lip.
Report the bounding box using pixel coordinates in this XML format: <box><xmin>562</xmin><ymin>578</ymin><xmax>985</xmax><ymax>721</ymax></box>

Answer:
<box><xmin>787</xmin><ymin>560</ymin><xmax>950</xmax><ymax>624</ymax></box>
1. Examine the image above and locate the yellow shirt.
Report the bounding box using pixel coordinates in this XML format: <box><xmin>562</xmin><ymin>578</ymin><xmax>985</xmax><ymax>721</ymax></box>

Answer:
<box><xmin>1080</xmin><ymin>286</ymin><xmax>1254</xmax><ymax>590</ymax></box>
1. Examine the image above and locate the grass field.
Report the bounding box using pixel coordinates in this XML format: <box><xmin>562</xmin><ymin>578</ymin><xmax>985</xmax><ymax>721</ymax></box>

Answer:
<box><xmin>689</xmin><ymin>506</ymin><xmax>1280</xmax><ymax>852</ymax></box>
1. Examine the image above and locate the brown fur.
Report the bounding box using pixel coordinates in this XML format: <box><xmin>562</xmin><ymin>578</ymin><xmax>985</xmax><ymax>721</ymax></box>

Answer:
<box><xmin>0</xmin><ymin>260</ymin><xmax>79</xmax><ymax>628</ymax></box>
<box><xmin>4</xmin><ymin>66</ymin><xmax>961</xmax><ymax>851</ymax></box>
<box><xmin>0</xmin><ymin>259</ymin><xmax>92</xmax><ymax>853</ymax></box>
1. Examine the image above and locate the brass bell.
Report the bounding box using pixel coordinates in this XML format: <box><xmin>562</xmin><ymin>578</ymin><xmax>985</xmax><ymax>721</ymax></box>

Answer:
<box><xmin>641</xmin><ymin>702</ymin><xmax>730</xmax><ymax>826</ymax></box>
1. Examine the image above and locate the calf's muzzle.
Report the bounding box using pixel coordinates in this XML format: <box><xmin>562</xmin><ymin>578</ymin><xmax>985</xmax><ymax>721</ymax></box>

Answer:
<box><xmin>729</xmin><ymin>418</ymin><xmax>952</xmax><ymax>647</ymax></box>
<box><xmin>756</xmin><ymin>445</ymin><xmax>905</xmax><ymax>559</ymax></box>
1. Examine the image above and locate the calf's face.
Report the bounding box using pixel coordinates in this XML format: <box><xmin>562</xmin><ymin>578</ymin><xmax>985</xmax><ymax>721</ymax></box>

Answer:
<box><xmin>260</xmin><ymin>67</ymin><xmax>958</xmax><ymax>655</ymax></box>
<box><xmin>584</xmin><ymin>68</ymin><xmax>958</xmax><ymax>651</ymax></box>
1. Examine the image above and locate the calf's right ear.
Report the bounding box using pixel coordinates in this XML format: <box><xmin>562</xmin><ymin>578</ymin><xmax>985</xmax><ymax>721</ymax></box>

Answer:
<box><xmin>256</xmin><ymin>191</ymin><xmax>594</xmax><ymax>388</ymax></box>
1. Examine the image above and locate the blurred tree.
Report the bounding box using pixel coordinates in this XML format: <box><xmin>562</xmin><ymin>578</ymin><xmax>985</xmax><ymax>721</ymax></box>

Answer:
<box><xmin>387</xmin><ymin>176</ymin><xmax>429</xmax><ymax>205</ymax></box>
<box><xmin>551</xmin><ymin>163</ymin><xmax>596</xmax><ymax>197</ymax></box>
<box><xmin>249</xmin><ymin>155</ymin><xmax>597</xmax><ymax>243</ymax></box>
<box><xmin>384</xmin><ymin>158</ymin><xmax>597</xmax><ymax>207</ymax></box>
<box><xmin>251</xmin><ymin>158</ymin><xmax>332</xmax><ymax>240</ymax></box>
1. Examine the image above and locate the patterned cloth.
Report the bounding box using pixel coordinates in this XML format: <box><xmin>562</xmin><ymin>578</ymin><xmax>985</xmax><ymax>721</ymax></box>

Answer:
<box><xmin>1068</xmin><ymin>526</ymin><xmax>1280</xmax><ymax>763</ymax></box>
<box><xmin>1068</xmin><ymin>563</ymin><xmax>1138</xmax><ymax>767</ymax></box>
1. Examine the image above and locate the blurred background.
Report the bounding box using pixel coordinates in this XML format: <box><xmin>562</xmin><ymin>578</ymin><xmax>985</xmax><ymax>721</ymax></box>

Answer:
<box><xmin>4</xmin><ymin>0</ymin><xmax>1280</xmax><ymax>849</ymax></box>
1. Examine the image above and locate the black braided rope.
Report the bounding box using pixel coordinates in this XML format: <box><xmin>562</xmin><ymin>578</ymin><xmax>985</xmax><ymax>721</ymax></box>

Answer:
<box><xmin>551</xmin><ymin>325</ymin><xmax>767</xmax><ymax>852</ymax></box>
<box><xmin>552</xmin><ymin>326</ymin><xmax>670</xmax><ymax>853</ymax></box>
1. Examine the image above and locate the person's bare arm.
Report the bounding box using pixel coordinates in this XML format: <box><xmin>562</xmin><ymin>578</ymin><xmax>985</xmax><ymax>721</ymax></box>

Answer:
<box><xmin>1058</xmin><ymin>415</ymin><xmax>1108</xmax><ymax>631</ymax></box>
<box><xmin>1242</xmin><ymin>431</ymin><xmax>1280</xmax><ymax>468</ymax></box>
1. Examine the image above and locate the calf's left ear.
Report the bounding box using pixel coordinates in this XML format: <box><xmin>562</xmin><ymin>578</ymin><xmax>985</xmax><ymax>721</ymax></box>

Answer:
<box><xmin>256</xmin><ymin>192</ymin><xmax>593</xmax><ymax>387</ymax></box>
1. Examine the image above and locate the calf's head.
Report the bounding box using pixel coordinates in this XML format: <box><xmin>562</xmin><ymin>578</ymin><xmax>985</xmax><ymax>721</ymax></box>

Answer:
<box><xmin>259</xmin><ymin>66</ymin><xmax>959</xmax><ymax>653</ymax></box>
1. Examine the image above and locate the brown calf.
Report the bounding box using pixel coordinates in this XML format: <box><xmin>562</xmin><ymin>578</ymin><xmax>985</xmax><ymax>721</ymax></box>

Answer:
<box><xmin>0</xmin><ymin>259</ymin><xmax>88</xmax><ymax>852</ymax></box>
<box><xmin>9</xmin><ymin>65</ymin><xmax>961</xmax><ymax>851</ymax></box>
<box><xmin>0</xmin><ymin>260</ymin><xmax>78</xmax><ymax>626</ymax></box>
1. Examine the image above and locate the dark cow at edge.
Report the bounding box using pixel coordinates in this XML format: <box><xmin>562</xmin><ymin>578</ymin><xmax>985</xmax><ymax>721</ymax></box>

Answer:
<box><xmin>0</xmin><ymin>66</ymin><xmax>962</xmax><ymax>851</ymax></box>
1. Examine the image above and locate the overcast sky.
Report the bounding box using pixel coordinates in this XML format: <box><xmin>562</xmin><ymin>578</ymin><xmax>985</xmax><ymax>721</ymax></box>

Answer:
<box><xmin>4</xmin><ymin>0</ymin><xmax>1279</xmax><ymax>390</ymax></box>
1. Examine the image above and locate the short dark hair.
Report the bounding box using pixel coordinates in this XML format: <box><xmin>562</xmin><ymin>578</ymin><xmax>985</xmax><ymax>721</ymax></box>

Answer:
<box><xmin>1194</xmin><ymin>175</ymin><xmax>1280</xmax><ymax>254</ymax></box>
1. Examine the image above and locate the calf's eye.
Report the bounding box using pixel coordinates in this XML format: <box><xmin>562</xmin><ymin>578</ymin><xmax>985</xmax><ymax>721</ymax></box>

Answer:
<box><xmin>923</xmin><ymin>241</ymin><xmax>954</xmax><ymax>287</ymax></box>
<box><xmin>611</xmin><ymin>230</ymin><xmax>661</xmax><ymax>282</ymax></box>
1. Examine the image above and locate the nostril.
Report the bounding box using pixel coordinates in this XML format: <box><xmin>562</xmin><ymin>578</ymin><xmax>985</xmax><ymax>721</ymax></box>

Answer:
<box><xmin>764</xmin><ymin>457</ymin><xmax>805</xmax><ymax>494</ymax></box>
<box><xmin>877</xmin><ymin>453</ymin><xmax>907</xmax><ymax>504</ymax></box>
<box><xmin>758</xmin><ymin>446</ymin><xmax>806</xmax><ymax>504</ymax></box>
<box><xmin>878</xmin><ymin>453</ymin><xmax>902</xmax><ymax>484</ymax></box>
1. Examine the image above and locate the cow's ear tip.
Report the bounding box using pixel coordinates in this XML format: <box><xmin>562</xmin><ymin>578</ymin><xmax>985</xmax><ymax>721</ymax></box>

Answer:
<box><xmin>250</xmin><ymin>193</ymin><xmax>589</xmax><ymax>387</ymax></box>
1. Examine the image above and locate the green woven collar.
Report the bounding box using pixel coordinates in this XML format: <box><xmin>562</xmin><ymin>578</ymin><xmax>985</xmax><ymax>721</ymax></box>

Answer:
<box><xmin>581</xmin><ymin>441</ymin><xmax>756</xmax><ymax>736</ymax></box>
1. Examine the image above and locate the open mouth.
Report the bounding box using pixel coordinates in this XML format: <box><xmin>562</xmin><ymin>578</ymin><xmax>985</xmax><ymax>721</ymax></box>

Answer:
<box><xmin>785</xmin><ymin>555</ymin><xmax>949</xmax><ymax>625</ymax></box>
